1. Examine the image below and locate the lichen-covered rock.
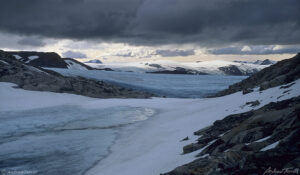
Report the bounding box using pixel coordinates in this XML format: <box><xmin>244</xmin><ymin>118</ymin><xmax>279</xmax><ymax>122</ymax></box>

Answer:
<box><xmin>164</xmin><ymin>97</ymin><xmax>300</xmax><ymax>175</ymax></box>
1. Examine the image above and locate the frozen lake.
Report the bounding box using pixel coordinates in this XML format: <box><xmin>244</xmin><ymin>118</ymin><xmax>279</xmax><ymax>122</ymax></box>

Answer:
<box><xmin>0</xmin><ymin>104</ymin><xmax>155</xmax><ymax>175</ymax></box>
<box><xmin>48</xmin><ymin>69</ymin><xmax>247</xmax><ymax>98</ymax></box>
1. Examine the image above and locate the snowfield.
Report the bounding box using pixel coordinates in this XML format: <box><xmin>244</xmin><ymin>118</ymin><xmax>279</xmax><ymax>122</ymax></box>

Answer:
<box><xmin>0</xmin><ymin>79</ymin><xmax>299</xmax><ymax>175</ymax></box>
<box><xmin>86</xmin><ymin>60</ymin><xmax>269</xmax><ymax>75</ymax></box>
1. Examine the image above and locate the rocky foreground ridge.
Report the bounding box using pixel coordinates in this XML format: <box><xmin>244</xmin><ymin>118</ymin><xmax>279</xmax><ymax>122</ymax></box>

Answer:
<box><xmin>217</xmin><ymin>53</ymin><xmax>300</xmax><ymax>96</ymax></box>
<box><xmin>0</xmin><ymin>50</ymin><xmax>152</xmax><ymax>98</ymax></box>
<box><xmin>163</xmin><ymin>54</ymin><xmax>300</xmax><ymax>175</ymax></box>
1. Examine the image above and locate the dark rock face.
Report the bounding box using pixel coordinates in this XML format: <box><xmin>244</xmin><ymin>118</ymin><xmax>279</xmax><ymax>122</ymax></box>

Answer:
<box><xmin>218</xmin><ymin>65</ymin><xmax>254</xmax><ymax>76</ymax></box>
<box><xmin>148</xmin><ymin>67</ymin><xmax>208</xmax><ymax>75</ymax></box>
<box><xmin>7</xmin><ymin>51</ymin><xmax>68</xmax><ymax>68</ymax></box>
<box><xmin>219</xmin><ymin>65</ymin><xmax>242</xmax><ymax>76</ymax></box>
<box><xmin>0</xmin><ymin>50</ymin><xmax>152</xmax><ymax>98</ymax></box>
<box><xmin>253</xmin><ymin>59</ymin><xmax>276</xmax><ymax>65</ymax></box>
<box><xmin>5</xmin><ymin>51</ymin><xmax>94</xmax><ymax>70</ymax></box>
<box><xmin>163</xmin><ymin>97</ymin><xmax>300</xmax><ymax>175</ymax></box>
<box><xmin>63</xmin><ymin>58</ymin><xmax>94</xmax><ymax>70</ymax></box>
<box><xmin>260</xmin><ymin>59</ymin><xmax>274</xmax><ymax>65</ymax></box>
<box><xmin>242</xmin><ymin>88</ymin><xmax>254</xmax><ymax>94</ymax></box>
<box><xmin>147</xmin><ymin>63</ymin><xmax>164</xmax><ymax>69</ymax></box>
<box><xmin>216</xmin><ymin>53</ymin><xmax>300</xmax><ymax>96</ymax></box>
<box><xmin>98</xmin><ymin>67</ymin><xmax>113</xmax><ymax>71</ymax></box>
<box><xmin>245</xmin><ymin>100</ymin><xmax>260</xmax><ymax>107</ymax></box>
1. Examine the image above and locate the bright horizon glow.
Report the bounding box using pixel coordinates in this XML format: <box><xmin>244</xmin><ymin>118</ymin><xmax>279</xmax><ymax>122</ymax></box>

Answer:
<box><xmin>0</xmin><ymin>32</ymin><xmax>298</xmax><ymax>63</ymax></box>
<box><xmin>0</xmin><ymin>40</ymin><xmax>296</xmax><ymax>63</ymax></box>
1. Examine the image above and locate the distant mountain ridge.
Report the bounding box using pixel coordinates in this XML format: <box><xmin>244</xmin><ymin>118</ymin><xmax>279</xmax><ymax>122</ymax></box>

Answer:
<box><xmin>3</xmin><ymin>50</ymin><xmax>271</xmax><ymax>76</ymax></box>
<box><xmin>87</xmin><ymin>60</ymin><xmax>270</xmax><ymax>76</ymax></box>
<box><xmin>234</xmin><ymin>59</ymin><xmax>276</xmax><ymax>65</ymax></box>
<box><xmin>85</xmin><ymin>59</ymin><xmax>103</xmax><ymax>64</ymax></box>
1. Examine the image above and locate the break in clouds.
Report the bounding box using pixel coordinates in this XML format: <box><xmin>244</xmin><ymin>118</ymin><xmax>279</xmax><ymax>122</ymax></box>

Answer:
<box><xmin>0</xmin><ymin>0</ymin><xmax>299</xmax><ymax>47</ymax></box>
<box><xmin>115</xmin><ymin>49</ymin><xmax>195</xmax><ymax>58</ymax></box>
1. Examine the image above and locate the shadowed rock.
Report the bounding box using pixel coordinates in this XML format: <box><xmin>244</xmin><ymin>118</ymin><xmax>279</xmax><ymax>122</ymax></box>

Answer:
<box><xmin>163</xmin><ymin>97</ymin><xmax>300</xmax><ymax>175</ymax></box>
<box><xmin>0</xmin><ymin>50</ymin><xmax>153</xmax><ymax>98</ymax></box>
<box><xmin>216</xmin><ymin>53</ymin><xmax>300</xmax><ymax>96</ymax></box>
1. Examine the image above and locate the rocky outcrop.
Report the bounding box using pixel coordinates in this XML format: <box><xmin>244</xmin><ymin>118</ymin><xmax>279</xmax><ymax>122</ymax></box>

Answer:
<box><xmin>164</xmin><ymin>96</ymin><xmax>300</xmax><ymax>175</ymax></box>
<box><xmin>219</xmin><ymin>65</ymin><xmax>243</xmax><ymax>76</ymax></box>
<box><xmin>63</xmin><ymin>58</ymin><xmax>94</xmax><ymax>70</ymax></box>
<box><xmin>148</xmin><ymin>67</ymin><xmax>208</xmax><ymax>75</ymax></box>
<box><xmin>5</xmin><ymin>50</ymin><xmax>94</xmax><ymax>70</ymax></box>
<box><xmin>7</xmin><ymin>51</ymin><xmax>68</xmax><ymax>68</ymax></box>
<box><xmin>219</xmin><ymin>65</ymin><xmax>259</xmax><ymax>76</ymax></box>
<box><xmin>216</xmin><ymin>53</ymin><xmax>300</xmax><ymax>96</ymax></box>
<box><xmin>0</xmin><ymin>50</ymin><xmax>152</xmax><ymax>98</ymax></box>
<box><xmin>260</xmin><ymin>59</ymin><xmax>275</xmax><ymax>65</ymax></box>
<box><xmin>163</xmin><ymin>54</ymin><xmax>300</xmax><ymax>175</ymax></box>
<box><xmin>147</xmin><ymin>63</ymin><xmax>164</xmax><ymax>69</ymax></box>
<box><xmin>253</xmin><ymin>59</ymin><xmax>276</xmax><ymax>65</ymax></box>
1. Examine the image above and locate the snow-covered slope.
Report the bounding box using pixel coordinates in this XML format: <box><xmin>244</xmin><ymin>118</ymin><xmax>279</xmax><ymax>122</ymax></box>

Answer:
<box><xmin>254</xmin><ymin>59</ymin><xmax>277</xmax><ymax>65</ymax></box>
<box><xmin>234</xmin><ymin>59</ymin><xmax>276</xmax><ymax>65</ymax></box>
<box><xmin>1</xmin><ymin>78</ymin><xmax>299</xmax><ymax>175</ymax></box>
<box><xmin>64</xmin><ymin>59</ymin><xmax>89</xmax><ymax>70</ymax></box>
<box><xmin>86</xmin><ymin>79</ymin><xmax>300</xmax><ymax>175</ymax></box>
<box><xmin>87</xmin><ymin>60</ymin><xmax>269</xmax><ymax>75</ymax></box>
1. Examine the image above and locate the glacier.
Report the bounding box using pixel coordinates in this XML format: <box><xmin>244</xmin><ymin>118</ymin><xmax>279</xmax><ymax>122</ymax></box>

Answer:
<box><xmin>47</xmin><ymin>68</ymin><xmax>246</xmax><ymax>98</ymax></box>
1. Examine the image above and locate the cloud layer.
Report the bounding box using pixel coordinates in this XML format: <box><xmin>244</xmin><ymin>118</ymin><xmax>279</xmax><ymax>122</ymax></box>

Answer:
<box><xmin>154</xmin><ymin>49</ymin><xmax>195</xmax><ymax>57</ymax></box>
<box><xmin>62</xmin><ymin>50</ymin><xmax>87</xmax><ymax>58</ymax></box>
<box><xmin>210</xmin><ymin>45</ymin><xmax>300</xmax><ymax>55</ymax></box>
<box><xmin>0</xmin><ymin>0</ymin><xmax>299</xmax><ymax>47</ymax></box>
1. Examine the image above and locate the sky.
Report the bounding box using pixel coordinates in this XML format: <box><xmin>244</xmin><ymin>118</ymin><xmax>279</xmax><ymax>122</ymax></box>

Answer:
<box><xmin>0</xmin><ymin>0</ymin><xmax>299</xmax><ymax>62</ymax></box>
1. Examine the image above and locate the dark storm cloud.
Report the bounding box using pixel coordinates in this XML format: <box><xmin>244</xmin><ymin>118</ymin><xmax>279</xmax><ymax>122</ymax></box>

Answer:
<box><xmin>209</xmin><ymin>46</ymin><xmax>300</xmax><ymax>55</ymax></box>
<box><xmin>0</xmin><ymin>0</ymin><xmax>142</xmax><ymax>39</ymax></box>
<box><xmin>62</xmin><ymin>50</ymin><xmax>87</xmax><ymax>58</ymax></box>
<box><xmin>154</xmin><ymin>49</ymin><xmax>195</xmax><ymax>57</ymax></box>
<box><xmin>17</xmin><ymin>37</ymin><xmax>46</xmax><ymax>47</ymax></box>
<box><xmin>0</xmin><ymin>0</ymin><xmax>300</xmax><ymax>46</ymax></box>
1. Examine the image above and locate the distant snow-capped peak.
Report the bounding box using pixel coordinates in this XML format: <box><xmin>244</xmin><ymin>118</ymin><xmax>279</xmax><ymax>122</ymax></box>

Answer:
<box><xmin>84</xmin><ymin>59</ymin><xmax>103</xmax><ymax>64</ymax></box>
<box><xmin>86</xmin><ymin>59</ymin><xmax>271</xmax><ymax>76</ymax></box>
<box><xmin>235</xmin><ymin>59</ymin><xmax>276</xmax><ymax>65</ymax></box>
